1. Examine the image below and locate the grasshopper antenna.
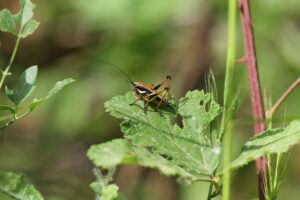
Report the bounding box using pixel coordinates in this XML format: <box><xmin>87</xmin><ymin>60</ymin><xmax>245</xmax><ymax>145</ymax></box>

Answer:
<box><xmin>98</xmin><ymin>60</ymin><xmax>135</xmax><ymax>86</ymax></box>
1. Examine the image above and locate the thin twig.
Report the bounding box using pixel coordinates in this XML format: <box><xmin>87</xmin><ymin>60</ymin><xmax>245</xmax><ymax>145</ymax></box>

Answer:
<box><xmin>0</xmin><ymin>27</ymin><xmax>23</xmax><ymax>91</ymax></box>
<box><xmin>194</xmin><ymin>177</ymin><xmax>215</xmax><ymax>183</ymax></box>
<box><xmin>267</xmin><ymin>78</ymin><xmax>300</xmax><ymax>119</ymax></box>
<box><xmin>239</xmin><ymin>0</ymin><xmax>267</xmax><ymax>199</ymax></box>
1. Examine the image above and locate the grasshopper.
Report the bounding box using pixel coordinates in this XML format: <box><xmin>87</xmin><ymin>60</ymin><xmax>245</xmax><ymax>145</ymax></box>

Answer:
<box><xmin>105</xmin><ymin>62</ymin><xmax>172</xmax><ymax>111</ymax></box>
<box><xmin>131</xmin><ymin>75</ymin><xmax>172</xmax><ymax>111</ymax></box>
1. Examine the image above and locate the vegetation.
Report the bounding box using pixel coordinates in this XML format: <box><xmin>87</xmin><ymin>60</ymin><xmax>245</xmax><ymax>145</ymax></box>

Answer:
<box><xmin>0</xmin><ymin>1</ymin><xmax>73</xmax><ymax>199</ymax></box>
<box><xmin>0</xmin><ymin>0</ymin><xmax>300</xmax><ymax>200</ymax></box>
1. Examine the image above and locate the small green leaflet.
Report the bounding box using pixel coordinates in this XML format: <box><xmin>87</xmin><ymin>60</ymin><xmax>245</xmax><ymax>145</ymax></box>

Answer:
<box><xmin>104</xmin><ymin>90</ymin><xmax>222</xmax><ymax>176</ymax></box>
<box><xmin>21</xmin><ymin>19</ymin><xmax>39</xmax><ymax>38</ymax></box>
<box><xmin>6</xmin><ymin>66</ymin><xmax>38</xmax><ymax>106</ymax></box>
<box><xmin>0</xmin><ymin>172</ymin><xmax>44</xmax><ymax>200</ymax></box>
<box><xmin>90</xmin><ymin>168</ymin><xmax>119</xmax><ymax>200</ymax></box>
<box><xmin>0</xmin><ymin>0</ymin><xmax>39</xmax><ymax>38</ymax></box>
<box><xmin>17</xmin><ymin>0</ymin><xmax>40</xmax><ymax>38</ymax></box>
<box><xmin>101</xmin><ymin>184</ymin><xmax>119</xmax><ymax>200</ymax></box>
<box><xmin>88</xmin><ymin>139</ymin><xmax>193</xmax><ymax>179</ymax></box>
<box><xmin>90</xmin><ymin>182</ymin><xmax>119</xmax><ymax>200</ymax></box>
<box><xmin>230</xmin><ymin>120</ymin><xmax>300</xmax><ymax>170</ymax></box>
<box><xmin>17</xmin><ymin>0</ymin><xmax>35</xmax><ymax>26</ymax></box>
<box><xmin>29</xmin><ymin>78</ymin><xmax>75</xmax><ymax>112</ymax></box>
<box><xmin>0</xmin><ymin>9</ymin><xmax>17</xmax><ymax>34</ymax></box>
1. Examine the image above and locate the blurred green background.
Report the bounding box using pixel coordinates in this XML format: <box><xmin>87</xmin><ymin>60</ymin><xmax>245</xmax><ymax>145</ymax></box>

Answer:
<box><xmin>0</xmin><ymin>0</ymin><xmax>300</xmax><ymax>199</ymax></box>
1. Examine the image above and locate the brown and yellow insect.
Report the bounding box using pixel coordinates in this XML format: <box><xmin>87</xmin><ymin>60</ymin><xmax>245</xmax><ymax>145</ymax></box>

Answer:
<box><xmin>106</xmin><ymin>62</ymin><xmax>172</xmax><ymax>111</ymax></box>
<box><xmin>131</xmin><ymin>75</ymin><xmax>172</xmax><ymax>111</ymax></box>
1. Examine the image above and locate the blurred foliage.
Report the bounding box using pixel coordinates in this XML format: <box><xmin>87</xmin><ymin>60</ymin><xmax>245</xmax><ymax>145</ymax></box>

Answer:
<box><xmin>0</xmin><ymin>0</ymin><xmax>299</xmax><ymax>199</ymax></box>
<box><xmin>0</xmin><ymin>172</ymin><xmax>43</xmax><ymax>200</ymax></box>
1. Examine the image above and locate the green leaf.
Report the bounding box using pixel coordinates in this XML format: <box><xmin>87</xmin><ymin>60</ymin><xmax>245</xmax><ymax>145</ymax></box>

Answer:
<box><xmin>0</xmin><ymin>9</ymin><xmax>17</xmax><ymax>34</ymax></box>
<box><xmin>90</xmin><ymin>182</ymin><xmax>119</xmax><ymax>200</ymax></box>
<box><xmin>6</xmin><ymin>66</ymin><xmax>38</xmax><ymax>105</ymax></box>
<box><xmin>90</xmin><ymin>168</ymin><xmax>119</xmax><ymax>200</ymax></box>
<box><xmin>29</xmin><ymin>78</ymin><xmax>75</xmax><ymax>112</ymax></box>
<box><xmin>90</xmin><ymin>181</ymin><xmax>102</xmax><ymax>197</ymax></box>
<box><xmin>105</xmin><ymin>90</ymin><xmax>222</xmax><ymax>176</ymax></box>
<box><xmin>230</xmin><ymin>120</ymin><xmax>300</xmax><ymax>170</ymax></box>
<box><xmin>20</xmin><ymin>19</ymin><xmax>39</xmax><ymax>38</ymax></box>
<box><xmin>16</xmin><ymin>0</ymin><xmax>35</xmax><ymax>26</ymax></box>
<box><xmin>1</xmin><ymin>78</ymin><xmax>74</xmax><ymax>129</ymax></box>
<box><xmin>88</xmin><ymin>139</ymin><xmax>135</xmax><ymax>168</ymax></box>
<box><xmin>0</xmin><ymin>0</ymin><xmax>39</xmax><ymax>37</ymax></box>
<box><xmin>88</xmin><ymin>139</ymin><xmax>193</xmax><ymax>178</ymax></box>
<box><xmin>0</xmin><ymin>172</ymin><xmax>44</xmax><ymax>200</ymax></box>
<box><xmin>102</xmin><ymin>184</ymin><xmax>119</xmax><ymax>200</ymax></box>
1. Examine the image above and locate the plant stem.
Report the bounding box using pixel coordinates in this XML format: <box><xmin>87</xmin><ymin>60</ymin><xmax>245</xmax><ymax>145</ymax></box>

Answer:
<box><xmin>195</xmin><ymin>177</ymin><xmax>215</xmax><ymax>183</ymax></box>
<box><xmin>220</xmin><ymin>0</ymin><xmax>237</xmax><ymax>139</ymax></box>
<box><xmin>207</xmin><ymin>182</ymin><xmax>214</xmax><ymax>200</ymax></box>
<box><xmin>267</xmin><ymin>78</ymin><xmax>300</xmax><ymax>119</ymax></box>
<box><xmin>239</xmin><ymin>0</ymin><xmax>267</xmax><ymax>199</ymax></box>
<box><xmin>221</xmin><ymin>0</ymin><xmax>237</xmax><ymax>199</ymax></box>
<box><xmin>222</xmin><ymin>120</ymin><xmax>234</xmax><ymax>200</ymax></box>
<box><xmin>273</xmin><ymin>153</ymin><xmax>282</xmax><ymax>194</ymax></box>
<box><xmin>0</xmin><ymin>29</ymin><xmax>23</xmax><ymax>91</ymax></box>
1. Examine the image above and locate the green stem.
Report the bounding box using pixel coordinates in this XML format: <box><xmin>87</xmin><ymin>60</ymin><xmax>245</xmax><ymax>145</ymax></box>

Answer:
<box><xmin>221</xmin><ymin>0</ymin><xmax>237</xmax><ymax>199</ymax></box>
<box><xmin>267</xmin><ymin>154</ymin><xmax>273</xmax><ymax>193</ymax></box>
<box><xmin>220</xmin><ymin>0</ymin><xmax>237</xmax><ymax>139</ymax></box>
<box><xmin>222</xmin><ymin>122</ymin><xmax>233</xmax><ymax>200</ymax></box>
<box><xmin>207</xmin><ymin>183</ymin><xmax>214</xmax><ymax>200</ymax></box>
<box><xmin>0</xmin><ymin>28</ymin><xmax>23</xmax><ymax>91</ymax></box>
<box><xmin>195</xmin><ymin>177</ymin><xmax>215</xmax><ymax>183</ymax></box>
<box><xmin>207</xmin><ymin>170</ymin><xmax>219</xmax><ymax>199</ymax></box>
<box><xmin>273</xmin><ymin>153</ymin><xmax>282</xmax><ymax>193</ymax></box>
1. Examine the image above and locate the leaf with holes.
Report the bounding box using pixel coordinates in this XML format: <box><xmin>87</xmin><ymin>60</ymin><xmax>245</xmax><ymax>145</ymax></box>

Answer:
<box><xmin>104</xmin><ymin>90</ymin><xmax>222</xmax><ymax>177</ymax></box>
<box><xmin>88</xmin><ymin>139</ymin><xmax>193</xmax><ymax>179</ymax></box>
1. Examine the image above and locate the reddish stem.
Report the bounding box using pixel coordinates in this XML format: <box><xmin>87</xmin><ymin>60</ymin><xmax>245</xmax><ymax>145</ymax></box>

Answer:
<box><xmin>239</xmin><ymin>0</ymin><xmax>267</xmax><ymax>199</ymax></box>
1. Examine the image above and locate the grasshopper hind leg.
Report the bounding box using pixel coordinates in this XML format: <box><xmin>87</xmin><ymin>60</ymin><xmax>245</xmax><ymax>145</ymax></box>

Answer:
<box><xmin>154</xmin><ymin>87</ymin><xmax>170</xmax><ymax>111</ymax></box>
